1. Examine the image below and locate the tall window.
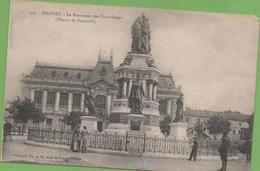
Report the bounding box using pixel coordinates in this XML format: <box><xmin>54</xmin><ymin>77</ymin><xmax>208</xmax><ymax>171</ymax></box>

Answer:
<box><xmin>95</xmin><ymin>95</ymin><xmax>106</xmax><ymax>108</ymax></box>
<box><xmin>34</xmin><ymin>91</ymin><xmax>43</xmax><ymax>104</ymax></box>
<box><xmin>159</xmin><ymin>100</ymin><xmax>167</xmax><ymax>115</ymax></box>
<box><xmin>46</xmin><ymin>119</ymin><xmax>52</xmax><ymax>129</ymax></box>
<box><xmin>59</xmin><ymin>119</ymin><xmax>65</xmax><ymax>130</ymax></box>
<box><xmin>72</xmin><ymin>93</ymin><xmax>81</xmax><ymax>110</ymax></box>
<box><xmin>47</xmin><ymin>92</ymin><xmax>55</xmax><ymax>107</ymax></box>
<box><xmin>60</xmin><ymin>93</ymin><xmax>68</xmax><ymax>108</ymax></box>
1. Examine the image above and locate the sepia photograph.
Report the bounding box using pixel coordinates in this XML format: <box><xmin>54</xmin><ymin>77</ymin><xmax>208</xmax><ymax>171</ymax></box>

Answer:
<box><xmin>2</xmin><ymin>0</ymin><xmax>259</xmax><ymax>170</ymax></box>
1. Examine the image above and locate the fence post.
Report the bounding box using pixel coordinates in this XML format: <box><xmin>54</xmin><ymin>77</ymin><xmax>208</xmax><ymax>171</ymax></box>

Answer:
<box><xmin>94</xmin><ymin>131</ymin><xmax>97</xmax><ymax>149</ymax></box>
<box><xmin>114</xmin><ymin>132</ymin><xmax>117</xmax><ymax>151</ymax></box>
<box><xmin>104</xmin><ymin>132</ymin><xmax>107</xmax><ymax>150</ymax></box>
<box><xmin>125</xmin><ymin>131</ymin><xmax>128</xmax><ymax>152</ymax></box>
<box><xmin>163</xmin><ymin>138</ymin><xmax>166</xmax><ymax>154</ymax></box>
<box><xmin>143</xmin><ymin>133</ymin><xmax>146</xmax><ymax>153</ymax></box>
<box><xmin>53</xmin><ymin>129</ymin><xmax>56</xmax><ymax>144</ymax></box>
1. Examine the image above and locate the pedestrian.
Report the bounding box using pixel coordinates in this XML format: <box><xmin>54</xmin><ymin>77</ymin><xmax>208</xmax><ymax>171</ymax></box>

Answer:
<box><xmin>80</xmin><ymin>126</ymin><xmax>88</xmax><ymax>153</ymax></box>
<box><xmin>187</xmin><ymin>136</ymin><xmax>198</xmax><ymax>161</ymax></box>
<box><xmin>218</xmin><ymin>131</ymin><xmax>230</xmax><ymax>171</ymax></box>
<box><xmin>3</xmin><ymin>121</ymin><xmax>12</xmax><ymax>142</ymax></box>
<box><xmin>245</xmin><ymin>136</ymin><xmax>252</xmax><ymax>162</ymax></box>
<box><xmin>70</xmin><ymin>126</ymin><xmax>81</xmax><ymax>152</ymax></box>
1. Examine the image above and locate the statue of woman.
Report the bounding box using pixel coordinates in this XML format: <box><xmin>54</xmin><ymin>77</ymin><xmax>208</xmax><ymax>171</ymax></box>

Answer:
<box><xmin>131</xmin><ymin>15</ymin><xmax>151</xmax><ymax>54</ymax></box>
<box><xmin>173</xmin><ymin>94</ymin><xmax>184</xmax><ymax>123</ymax></box>
<box><xmin>128</xmin><ymin>77</ymin><xmax>146</xmax><ymax>114</ymax></box>
<box><xmin>84</xmin><ymin>87</ymin><xmax>96</xmax><ymax>115</ymax></box>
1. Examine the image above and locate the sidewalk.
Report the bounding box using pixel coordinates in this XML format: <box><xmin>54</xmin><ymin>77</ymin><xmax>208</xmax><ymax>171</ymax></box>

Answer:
<box><xmin>2</xmin><ymin>136</ymin><xmax>250</xmax><ymax>171</ymax></box>
<box><xmin>25</xmin><ymin>140</ymin><xmax>240</xmax><ymax>161</ymax></box>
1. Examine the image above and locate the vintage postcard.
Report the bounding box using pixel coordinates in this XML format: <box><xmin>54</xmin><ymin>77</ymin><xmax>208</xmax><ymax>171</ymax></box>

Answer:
<box><xmin>1</xmin><ymin>0</ymin><xmax>259</xmax><ymax>171</ymax></box>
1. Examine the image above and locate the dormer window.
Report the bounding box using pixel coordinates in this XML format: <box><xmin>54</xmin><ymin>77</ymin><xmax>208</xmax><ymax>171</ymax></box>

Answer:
<box><xmin>64</xmin><ymin>72</ymin><xmax>68</xmax><ymax>78</ymax></box>
<box><xmin>77</xmin><ymin>72</ymin><xmax>81</xmax><ymax>79</ymax></box>
<box><xmin>52</xmin><ymin>71</ymin><xmax>56</xmax><ymax>77</ymax></box>
<box><xmin>100</xmin><ymin>67</ymin><xmax>106</xmax><ymax>76</ymax></box>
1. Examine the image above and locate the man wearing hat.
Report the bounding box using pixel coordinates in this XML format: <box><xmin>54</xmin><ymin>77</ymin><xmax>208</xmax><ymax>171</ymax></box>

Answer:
<box><xmin>187</xmin><ymin>136</ymin><xmax>198</xmax><ymax>161</ymax></box>
<box><xmin>218</xmin><ymin>131</ymin><xmax>230</xmax><ymax>171</ymax></box>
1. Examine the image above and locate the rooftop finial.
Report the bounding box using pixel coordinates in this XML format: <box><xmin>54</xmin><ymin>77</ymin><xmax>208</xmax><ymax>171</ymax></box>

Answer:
<box><xmin>98</xmin><ymin>47</ymin><xmax>101</xmax><ymax>61</ymax></box>
<box><xmin>110</xmin><ymin>49</ymin><xmax>113</xmax><ymax>64</ymax></box>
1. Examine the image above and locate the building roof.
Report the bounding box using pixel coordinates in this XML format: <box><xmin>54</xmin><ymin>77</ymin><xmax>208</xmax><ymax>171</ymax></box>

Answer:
<box><xmin>158</xmin><ymin>74</ymin><xmax>176</xmax><ymax>89</ymax></box>
<box><xmin>88</xmin><ymin>59</ymin><xmax>117</xmax><ymax>86</ymax></box>
<box><xmin>186</xmin><ymin>107</ymin><xmax>251</xmax><ymax>121</ymax></box>
<box><xmin>29</xmin><ymin>62</ymin><xmax>92</xmax><ymax>83</ymax></box>
<box><xmin>26</xmin><ymin>59</ymin><xmax>117</xmax><ymax>87</ymax></box>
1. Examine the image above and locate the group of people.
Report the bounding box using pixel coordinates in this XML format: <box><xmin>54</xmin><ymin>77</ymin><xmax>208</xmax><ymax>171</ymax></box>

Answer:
<box><xmin>70</xmin><ymin>126</ymin><xmax>88</xmax><ymax>153</ymax></box>
<box><xmin>187</xmin><ymin>132</ymin><xmax>231</xmax><ymax>171</ymax></box>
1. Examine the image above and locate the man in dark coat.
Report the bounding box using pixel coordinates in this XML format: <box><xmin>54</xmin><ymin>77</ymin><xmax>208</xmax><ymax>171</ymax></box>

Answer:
<box><xmin>218</xmin><ymin>131</ymin><xmax>230</xmax><ymax>171</ymax></box>
<box><xmin>3</xmin><ymin>121</ymin><xmax>12</xmax><ymax>142</ymax></box>
<box><xmin>187</xmin><ymin>136</ymin><xmax>198</xmax><ymax>161</ymax></box>
<box><xmin>70</xmin><ymin>127</ymin><xmax>81</xmax><ymax>152</ymax></box>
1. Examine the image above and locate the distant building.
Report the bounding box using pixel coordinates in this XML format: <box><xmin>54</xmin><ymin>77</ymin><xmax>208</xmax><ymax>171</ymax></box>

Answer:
<box><xmin>185</xmin><ymin>107</ymin><xmax>250</xmax><ymax>141</ymax></box>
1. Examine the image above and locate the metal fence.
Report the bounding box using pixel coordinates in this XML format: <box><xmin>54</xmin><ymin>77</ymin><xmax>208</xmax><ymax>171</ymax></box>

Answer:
<box><xmin>27</xmin><ymin>128</ymin><xmax>239</xmax><ymax>156</ymax></box>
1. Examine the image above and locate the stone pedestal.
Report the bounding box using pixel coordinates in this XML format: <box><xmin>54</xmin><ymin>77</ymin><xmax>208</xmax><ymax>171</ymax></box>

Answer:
<box><xmin>127</xmin><ymin>114</ymin><xmax>145</xmax><ymax>131</ymax></box>
<box><xmin>168</xmin><ymin>122</ymin><xmax>188</xmax><ymax>141</ymax></box>
<box><xmin>80</xmin><ymin>115</ymin><xmax>97</xmax><ymax>132</ymax></box>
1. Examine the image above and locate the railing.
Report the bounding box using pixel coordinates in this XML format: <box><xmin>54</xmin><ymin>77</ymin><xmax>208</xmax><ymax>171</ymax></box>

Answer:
<box><xmin>27</xmin><ymin>128</ymin><xmax>239</xmax><ymax>156</ymax></box>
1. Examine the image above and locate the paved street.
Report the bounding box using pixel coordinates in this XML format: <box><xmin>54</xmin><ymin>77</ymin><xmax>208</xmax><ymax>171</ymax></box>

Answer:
<box><xmin>2</xmin><ymin>136</ymin><xmax>250</xmax><ymax>171</ymax></box>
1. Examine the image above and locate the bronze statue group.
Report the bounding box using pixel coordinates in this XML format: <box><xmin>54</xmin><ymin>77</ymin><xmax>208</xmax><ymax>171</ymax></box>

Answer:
<box><xmin>187</xmin><ymin>132</ymin><xmax>231</xmax><ymax>171</ymax></box>
<box><xmin>70</xmin><ymin>126</ymin><xmax>88</xmax><ymax>153</ymax></box>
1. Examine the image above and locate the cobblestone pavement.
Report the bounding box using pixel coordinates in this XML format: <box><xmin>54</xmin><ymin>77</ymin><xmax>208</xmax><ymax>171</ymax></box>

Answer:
<box><xmin>2</xmin><ymin>136</ymin><xmax>250</xmax><ymax>171</ymax></box>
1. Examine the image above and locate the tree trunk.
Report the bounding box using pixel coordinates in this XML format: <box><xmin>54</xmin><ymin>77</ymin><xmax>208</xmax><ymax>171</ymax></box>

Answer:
<box><xmin>22</xmin><ymin>122</ymin><xmax>25</xmax><ymax>136</ymax></box>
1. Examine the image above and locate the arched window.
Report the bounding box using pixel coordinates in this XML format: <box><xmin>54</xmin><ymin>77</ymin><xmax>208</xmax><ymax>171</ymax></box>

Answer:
<box><xmin>60</xmin><ymin>93</ymin><xmax>68</xmax><ymax>107</ymax></box>
<box><xmin>159</xmin><ymin>100</ymin><xmax>167</xmax><ymax>115</ymax></box>
<box><xmin>34</xmin><ymin>90</ymin><xmax>43</xmax><ymax>104</ymax></box>
<box><xmin>95</xmin><ymin>95</ymin><xmax>106</xmax><ymax>109</ymax></box>
<box><xmin>47</xmin><ymin>92</ymin><xmax>55</xmax><ymax>107</ymax></box>
<box><xmin>72</xmin><ymin>93</ymin><xmax>81</xmax><ymax>111</ymax></box>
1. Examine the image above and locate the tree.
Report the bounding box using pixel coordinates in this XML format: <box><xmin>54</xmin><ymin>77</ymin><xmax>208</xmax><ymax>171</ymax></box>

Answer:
<box><xmin>193</xmin><ymin>119</ymin><xmax>209</xmax><ymax>143</ymax></box>
<box><xmin>194</xmin><ymin>120</ymin><xmax>205</xmax><ymax>137</ymax></box>
<box><xmin>207</xmin><ymin>115</ymin><xmax>231</xmax><ymax>136</ymax></box>
<box><xmin>64</xmin><ymin>111</ymin><xmax>83</xmax><ymax>130</ymax></box>
<box><xmin>160</xmin><ymin>115</ymin><xmax>171</xmax><ymax>137</ymax></box>
<box><xmin>8</xmin><ymin>97</ymin><xmax>45</xmax><ymax>135</ymax></box>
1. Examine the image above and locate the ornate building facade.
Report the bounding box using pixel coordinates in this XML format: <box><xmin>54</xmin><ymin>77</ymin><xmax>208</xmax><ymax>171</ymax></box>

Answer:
<box><xmin>21</xmin><ymin>15</ymin><xmax>182</xmax><ymax>135</ymax></box>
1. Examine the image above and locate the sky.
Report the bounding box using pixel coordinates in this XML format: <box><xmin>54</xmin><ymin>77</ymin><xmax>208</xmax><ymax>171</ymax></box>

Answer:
<box><xmin>5</xmin><ymin>0</ymin><xmax>259</xmax><ymax>114</ymax></box>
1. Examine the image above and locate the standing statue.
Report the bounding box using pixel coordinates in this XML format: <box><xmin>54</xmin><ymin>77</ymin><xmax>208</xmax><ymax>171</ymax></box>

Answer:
<box><xmin>84</xmin><ymin>86</ymin><xmax>96</xmax><ymax>115</ymax></box>
<box><xmin>131</xmin><ymin>14</ymin><xmax>151</xmax><ymax>54</ymax></box>
<box><xmin>173</xmin><ymin>94</ymin><xmax>184</xmax><ymax>123</ymax></box>
<box><xmin>128</xmin><ymin>77</ymin><xmax>146</xmax><ymax>114</ymax></box>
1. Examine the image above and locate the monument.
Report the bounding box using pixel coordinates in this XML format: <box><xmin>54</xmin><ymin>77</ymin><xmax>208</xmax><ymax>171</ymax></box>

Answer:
<box><xmin>169</xmin><ymin>94</ymin><xmax>188</xmax><ymax>141</ymax></box>
<box><xmin>80</xmin><ymin>84</ymin><xmax>98</xmax><ymax>132</ymax></box>
<box><xmin>105</xmin><ymin>14</ymin><xmax>163</xmax><ymax>137</ymax></box>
